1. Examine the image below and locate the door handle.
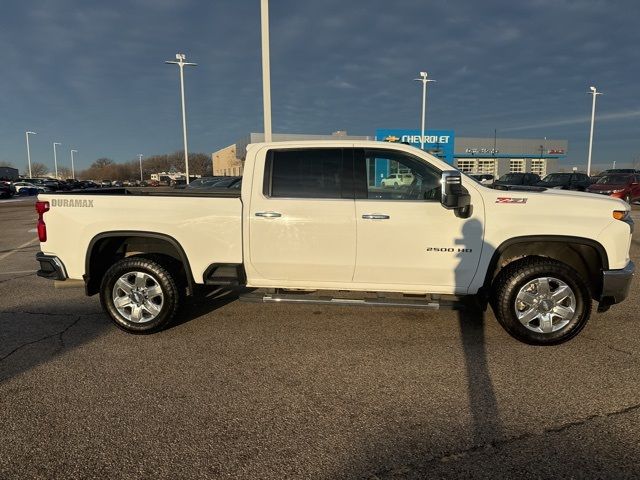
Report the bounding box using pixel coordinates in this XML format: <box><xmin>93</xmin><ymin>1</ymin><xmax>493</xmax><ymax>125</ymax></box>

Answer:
<box><xmin>362</xmin><ymin>214</ymin><xmax>390</xmax><ymax>220</ymax></box>
<box><xmin>255</xmin><ymin>211</ymin><xmax>282</xmax><ymax>218</ymax></box>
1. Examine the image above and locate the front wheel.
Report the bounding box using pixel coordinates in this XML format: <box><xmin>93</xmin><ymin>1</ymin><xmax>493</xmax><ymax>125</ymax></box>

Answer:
<box><xmin>491</xmin><ymin>257</ymin><xmax>592</xmax><ymax>345</ymax></box>
<box><xmin>100</xmin><ymin>257</ymin><xmax>181</xmax><ymax>334</ymax></box>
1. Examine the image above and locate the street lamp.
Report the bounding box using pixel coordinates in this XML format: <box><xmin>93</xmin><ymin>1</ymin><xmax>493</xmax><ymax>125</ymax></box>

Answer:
<box><xmin>414</xmin><ymin>72</ymin><xmax>436</xmax><ymax>150</ymax></box>
<box><xmin>53</xmin><ymin>142</ymin><xmax>61</xmax><ymax>179</ymax></box>
<box><xmin>138</xmin><ymin>154</ymin><xmax>143</xmax><ymax>182</ymax></box>
<box><xmin>165</xmin><ymin>53</ymin><xmax>197</xmax><ymax>184</ymax></box>
<box><xmin>25</xmin><ymin>131</ymin><xmax>37</xmax><ymax>177</ymax></box>
<box><xmin>70</xmin><ymin>149</ymin><xmax>77</xmax><ymax>179</ymax></box>
<box><xmin>260</xmin><ymin>0</ymin><xmax>272</xmax><ymax>142</ymax></box>
<box><xmin>587</xmin><ymin>85</ymin><xmax>603</xmax><ymax>176</ymax></box>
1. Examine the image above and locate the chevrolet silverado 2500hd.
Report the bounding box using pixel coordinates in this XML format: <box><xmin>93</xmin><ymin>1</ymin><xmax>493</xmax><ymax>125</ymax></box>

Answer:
<box><xmin>35</xmin><ymin>141</ymin><xmax>635</xmax><ymax>345</ymax></box>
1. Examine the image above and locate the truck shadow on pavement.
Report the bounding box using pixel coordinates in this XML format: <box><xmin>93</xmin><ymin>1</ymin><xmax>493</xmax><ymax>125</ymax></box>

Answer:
<box><xmin>167</xmin><ymin>286</ymin><xmax>241</xmax><ymax>330</ymax></box>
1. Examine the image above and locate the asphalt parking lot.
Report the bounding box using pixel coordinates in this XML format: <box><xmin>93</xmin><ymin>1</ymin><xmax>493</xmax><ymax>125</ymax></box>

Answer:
<box><xmin>1</xmin><ymin>197</ymin><xmax>639</xmax><ymax>479</ymax></box>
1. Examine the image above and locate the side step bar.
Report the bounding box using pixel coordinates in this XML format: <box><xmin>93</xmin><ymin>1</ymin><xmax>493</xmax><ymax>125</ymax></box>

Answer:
<box><xmin>239</xmin><ymin>291</ymin><xmax>464</xmax><ymax>310</ymax></box>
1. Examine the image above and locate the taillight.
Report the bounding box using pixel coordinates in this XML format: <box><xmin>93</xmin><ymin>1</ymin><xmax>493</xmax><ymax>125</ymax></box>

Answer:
<box><xmin>35</xmin><ymin>201</ymin><xmax>49</xmax><ymax>242</ymax></box>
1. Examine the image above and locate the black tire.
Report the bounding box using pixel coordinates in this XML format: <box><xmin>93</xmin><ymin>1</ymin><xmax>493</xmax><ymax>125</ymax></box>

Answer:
<box><xmin>100</xmin><ymin>256</ymin><xmax>181</xmax><ymax>334</ymax></box>
<box><xmin>491</xmin><ymin>257</ymin><xmax>592</xmax><ymax>345</ymax></box>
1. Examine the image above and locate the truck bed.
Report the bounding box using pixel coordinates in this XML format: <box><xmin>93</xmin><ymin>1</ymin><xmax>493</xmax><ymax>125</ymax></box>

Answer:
<box><xmin>38</xmin><ymin>190</ymin><xmax>243</xmax><ymax>284</ymax></box>
<box><xmin>56</xmin><ymin>187</ymin><xmax>241</xmax><ymax>198</ymax></box>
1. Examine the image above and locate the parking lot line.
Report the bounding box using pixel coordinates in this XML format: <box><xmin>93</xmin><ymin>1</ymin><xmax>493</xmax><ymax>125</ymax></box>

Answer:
<box><xmin>0</xmin><ymin>270</ymin><xmax>37</xmax><ymax>275</ymax></box>
<box><xmin>0</xmin><ymin>238</ymin><xmax>38</xmax><ymax>261</ymax></box>
<box><xmin>0</xmin><ymin>197</ymin><xmax>33</xmax><ymax>204</ymax></box>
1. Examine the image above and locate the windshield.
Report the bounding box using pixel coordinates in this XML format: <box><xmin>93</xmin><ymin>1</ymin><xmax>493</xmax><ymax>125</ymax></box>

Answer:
<box><xmin>541</xmin><ymin>173</ymin><xmax>570</xmax><ymax>183</ymax></box>
<box><xmin>596</xmin><ymin>174</ymin><xmax>632</xmax><ymax>185</ymax></box>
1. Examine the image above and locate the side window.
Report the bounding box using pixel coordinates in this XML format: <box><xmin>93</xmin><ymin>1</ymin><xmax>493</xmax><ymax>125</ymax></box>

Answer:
<box><xmin>265</xmin><ymin>148</ymin><xmax>347</xmax><ymax>199</ymax></box>
<box><xmin>358</xmin><ymin>148</ymin><xmax>441</xmax><ymax>201</ymax></box>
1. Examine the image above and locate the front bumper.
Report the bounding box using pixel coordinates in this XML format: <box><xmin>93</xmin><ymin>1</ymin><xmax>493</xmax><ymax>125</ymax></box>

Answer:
<box><xmin>600</xmin><ymin>260</ymin><xmax>635</xmax><ymax>305</ymax></box>
<box><xmin>36</xmin><ymin>252</ymin><xmax>68</xmax><ymax>280</ymax></box>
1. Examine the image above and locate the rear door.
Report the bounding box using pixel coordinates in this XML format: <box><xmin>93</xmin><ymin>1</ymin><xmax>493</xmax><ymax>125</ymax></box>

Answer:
<box><xmin>247</xmin><ymin>147</ymin><xmax>357</xmax><ymax>283</ymax></box>
<box><xmin>352</xmin><ymin>148</ymin><xmax>484</xmax><ymax>292</ymax></box>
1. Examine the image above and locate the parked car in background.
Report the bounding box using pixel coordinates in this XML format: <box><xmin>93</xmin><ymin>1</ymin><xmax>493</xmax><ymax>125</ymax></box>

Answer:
<box><xmin>0</xmin><ymin>182</ymin><xmax>13</xmax><ymax>198</ymax></box>
<box><xmin>536</xmin><ymin>172</ymin><xmax>591</xmax><ymax>191</ymax></box>
<box><xmin>590</xmin><ymin>169</ymin><xmax>638</xmax><ymax>184</ymax></box>
<box><xmin>493</xmin><ymin>172</ymin><xmax>541</xmax><ymax>188</ymax></box>
<box><xmin>469</xmin><ymin>174</ymin><xmax>495</xmax><ymax>185</ymax></box>
<box><xmin>587</xmin><ymin>174</ymin><xmax>640</xmax><ymax>204</ymax></box>
<box><xmin>14</xmin><ymin>182</ymin><xmax>47</xmax><ymax>194</ymax></box>
<box><xmin>100</xmin><ymin>180</ymin><xmax>112</xmax><ymax>187</ymax></box>
<box><xmin>186</xmin><ymin>176</ymin><xmax>243</xmax><ymax>190</ymax></box>
<box><xmin>381</xmin><ymin>172</ymin><xmax>414</xmax><ymax>187</ymax></box>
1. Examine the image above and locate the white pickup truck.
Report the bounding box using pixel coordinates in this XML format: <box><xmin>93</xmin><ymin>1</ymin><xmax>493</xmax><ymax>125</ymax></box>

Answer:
<box><xmin>35</xmin><ymin>141</ymin><xmax>634</xmax><ymax>344</ymax></box>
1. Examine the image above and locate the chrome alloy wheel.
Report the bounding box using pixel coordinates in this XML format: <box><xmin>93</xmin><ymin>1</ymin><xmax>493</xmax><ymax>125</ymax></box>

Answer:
<box><xmin>514</xmin><ymin>277</ymin><xmax>576</xmax><ymax>334</ymax></box>
<box><xmin>112</xmin><ymin>271</ymin><xmax>164</xmax><ymax>323</ymax></box>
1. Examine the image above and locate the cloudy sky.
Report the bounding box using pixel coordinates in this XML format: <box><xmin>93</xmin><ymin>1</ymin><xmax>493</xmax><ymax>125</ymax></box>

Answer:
<box><xmin>1</xmin><ymin>0</ymin><xmax>639</xmax><ymax>171</ymax></box>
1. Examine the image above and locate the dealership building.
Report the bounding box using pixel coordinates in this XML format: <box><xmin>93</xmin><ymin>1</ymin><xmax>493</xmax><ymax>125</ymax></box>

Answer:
<box><xmin>212</xmin><ymin>130</ymin><xmax>567</xmax><ymax>179</ymax></box>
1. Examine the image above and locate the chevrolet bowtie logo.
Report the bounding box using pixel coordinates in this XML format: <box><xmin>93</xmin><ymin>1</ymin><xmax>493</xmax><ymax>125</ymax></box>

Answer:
<box><xmin>383</xmin><ymin>135</ymin><xmax>400</xmax><ymax>142</ymax></box>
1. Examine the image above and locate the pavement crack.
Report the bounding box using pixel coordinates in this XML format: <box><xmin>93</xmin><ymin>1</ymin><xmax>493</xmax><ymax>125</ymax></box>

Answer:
<box><xmin>372</xmin><ymin>402</ymin><xmax>640</xmax><ymax>476</ymax></box>
<box><xmin>0</xmin><ymin>310</ymin><xmax>77</xmax><ymax>317</ymax></box>
<box><xmin>582</xmin><ymin>334</ymin><xmax>638</xmax><ymax>358</ymax></box>
<box><xmin>0</xmin><ymin>316</ymin><xmax>81</xmax><ymax>364</ymax></box>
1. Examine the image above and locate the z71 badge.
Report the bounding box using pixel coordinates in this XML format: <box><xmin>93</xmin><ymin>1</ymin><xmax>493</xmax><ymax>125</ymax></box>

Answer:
<box><xmin>496</xmin><ymin>197</ymin><xmax>527</xmax><ymax>204</ymax></box>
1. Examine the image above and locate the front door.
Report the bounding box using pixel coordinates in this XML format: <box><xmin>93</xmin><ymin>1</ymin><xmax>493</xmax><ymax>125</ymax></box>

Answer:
<box><xmin>353</xmin><ymin>148</ymin><xmax>484</xmax><ymax>293</ymax></box>
<box><xmin>248</xmin><ymin>147</ymin><xmax>357</xmax><ymax>284</ymax></box>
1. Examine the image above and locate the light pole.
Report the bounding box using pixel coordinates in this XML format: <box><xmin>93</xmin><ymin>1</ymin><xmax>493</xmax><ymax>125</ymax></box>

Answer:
<box><xmin>260</xmin><ymin>0</ymin><xmax>273</xmax><ymax>142</ymax></box>
<box><xmin>70</xmin><ymin>149</ymin><xmax>77</xmax><ymax>179</ymax></box>
<box><xmin>587</xmin><ymin>85</ymin><xmax>603</xmax><ymax>176</ymax></box>
<box><xmin>414</xmin><ymin>72</ymin><xmax>436</xmax><ymax>150</ymax></box>
<box><xmin>138</xmin><ymin>154</ymin><xmax>143</xmax><ymax>182</ymax></box>
<box><xmin>25</xmin><ymin>131</ymin><xmax>37</xmax><ymax>177</ymax></box>
<box><xmin>53</xmin><ymin>142</ymin><xmax>61</xmax><ymax>179</ymax></box>
<box><xmin>165</xmin><ymin>53</ymin><xmax>197</xmax><ymax>184</ymax></box>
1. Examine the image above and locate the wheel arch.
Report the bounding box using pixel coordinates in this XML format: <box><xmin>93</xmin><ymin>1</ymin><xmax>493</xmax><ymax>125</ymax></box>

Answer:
<box><xmin>483</xmin><ymin>235</ymin><xmax>609</xmax><ymax>300</ymax></box>
<box><xmin>84</xmin><ymin>231</ymin><xmax>195</xmax><ymax>296</ymax></box>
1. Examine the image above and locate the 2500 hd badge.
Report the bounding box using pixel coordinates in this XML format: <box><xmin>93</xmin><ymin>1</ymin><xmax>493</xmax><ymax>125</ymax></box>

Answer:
<box><xmin>427</xmin><ymin>247</ymin><xmax>473</xmax><ymax>253</ymax></box>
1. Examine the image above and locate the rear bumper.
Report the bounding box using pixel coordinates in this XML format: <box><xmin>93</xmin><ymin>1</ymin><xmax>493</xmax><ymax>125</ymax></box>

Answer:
<box><xmin>36</xmin><ymin>252</ymin><xmax>68</xmax><ymax>280</ymax></box>
<box><xmin>600</xmin><ymin>260</ymin><xmax>635</xmax><ymax>305</ymax></box>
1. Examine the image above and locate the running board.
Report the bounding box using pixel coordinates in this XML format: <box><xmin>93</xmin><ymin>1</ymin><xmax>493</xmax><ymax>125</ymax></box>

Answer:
<box><xmin>239</xmin><ymin>291</ymin><xmax>464</xmax><ymax>310</ymax></box>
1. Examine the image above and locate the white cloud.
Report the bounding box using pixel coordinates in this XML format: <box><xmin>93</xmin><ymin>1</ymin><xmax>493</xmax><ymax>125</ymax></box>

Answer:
<box><xmin>501</xmin><ymin>109</ymin><xmax>640</xmax><ymax>132</ymax></box>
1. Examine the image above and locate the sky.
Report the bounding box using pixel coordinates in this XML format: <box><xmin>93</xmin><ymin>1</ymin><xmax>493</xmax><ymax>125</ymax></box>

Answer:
<box><xmin>1</xmin><ymin>0</ymin><xmax>639</xmax><ymax>172</ymax></box>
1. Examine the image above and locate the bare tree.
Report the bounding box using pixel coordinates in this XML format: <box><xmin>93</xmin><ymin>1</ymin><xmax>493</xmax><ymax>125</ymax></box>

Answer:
<box><xmin>0</xmin><ymin>161</ymin><xmax>14</xmax><ymax>168</ymax></box>
<box><xmin>58</xmin><ymin>166</ymin><xmax>72</xmax><ymax>179</ymax></box>
<box><xmin>92</xmin><ymin>158</ymin><xmax>115</xmax><ymax>169</ymax></box>
<box><xmin>30</xmin><ymin>162</ymin><xmax>49</xmax><ymax>177</ymax></box>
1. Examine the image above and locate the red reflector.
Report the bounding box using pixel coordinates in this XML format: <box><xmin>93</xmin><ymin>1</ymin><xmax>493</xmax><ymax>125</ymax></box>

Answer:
<box><xmin>36</xmin><ymin>201</ymin><xmax>50</xmax><ymax>215</ymax></box>
<box><xmin>37</xmin><ymin>219</ymin><xmax>47</xmax><ymax>242</ymax></box>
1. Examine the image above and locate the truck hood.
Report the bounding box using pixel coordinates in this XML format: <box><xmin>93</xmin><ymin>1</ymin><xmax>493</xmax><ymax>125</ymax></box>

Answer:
<box><xmin>481</xmin><ymin>182</ymin><xmax>628</xmax><ymax>209</ymax></box>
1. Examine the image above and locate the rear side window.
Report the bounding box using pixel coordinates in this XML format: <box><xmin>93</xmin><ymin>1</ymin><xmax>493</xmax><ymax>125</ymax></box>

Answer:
<box><xmin>265</xmin><ymin>148</ymin><xmax>347</xmax><ymax>199</ymax></box>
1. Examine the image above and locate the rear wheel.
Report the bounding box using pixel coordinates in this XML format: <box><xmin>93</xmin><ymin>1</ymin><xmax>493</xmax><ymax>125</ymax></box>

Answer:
<box><xmin>491</xmin><ymin>257</ymin><xmax>592</xmax><ymax>345</ymax></box>
<box><xmin>100</xmin><ymin>257</ymin><xmax>181</xmax><ymax>334</ymax></box>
